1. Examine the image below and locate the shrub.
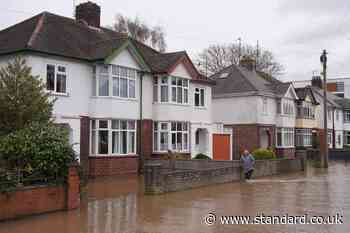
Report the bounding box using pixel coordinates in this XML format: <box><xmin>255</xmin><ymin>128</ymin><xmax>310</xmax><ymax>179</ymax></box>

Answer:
<box><xmin>0</xmin><ymin>122</ymin><xmax>76</xmax><ymax>181</ymax></box>
<box><xmin>252</xmin><ymin>148</ymin><xmax>276</xmax><ymax>160</ymax></box>
<box><xmin>0</xmin><ymin>57</ymin><xmax>54</xmax><ymax>136</ymax></box>
<box><xmin>194</xmin><ymin>153</ymin><xmax>211</xmax><ymax>160</ymax></box>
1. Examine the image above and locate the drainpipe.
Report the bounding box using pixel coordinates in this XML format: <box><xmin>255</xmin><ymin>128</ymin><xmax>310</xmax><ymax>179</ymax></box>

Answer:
<box><xmin>333</xmin><ymin>108</ymin><xmax>335</xmax><ymax>149</ymax></box>
<box><xmin>138</xmin><ymin>71</ymin><xmax>144</xmax><ymax>174</ymax></box>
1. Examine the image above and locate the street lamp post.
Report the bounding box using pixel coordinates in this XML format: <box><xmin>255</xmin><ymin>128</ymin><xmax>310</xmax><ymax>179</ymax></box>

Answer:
<box><xmin>320</xmin><ymin>49</ymin><xmax>329</xmax><ymax>168</ymax></box>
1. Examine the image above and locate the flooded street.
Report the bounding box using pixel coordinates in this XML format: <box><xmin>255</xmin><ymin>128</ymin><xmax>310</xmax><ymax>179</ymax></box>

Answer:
<box><xmin>1</xmin><ymin>161</ymin><xmax>350</xmax><ymax>233</ymax></box>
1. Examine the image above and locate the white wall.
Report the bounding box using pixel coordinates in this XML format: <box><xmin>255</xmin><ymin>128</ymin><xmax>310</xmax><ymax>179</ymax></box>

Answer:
<box><xmin>212</xmin><ymin>96</ymin><xmax>258</xmax><ymax>124</ymax></box>
<box><xmin>257</xmin><ymin>96</ymin><xmax>277</xmax><ymax>125</ymax></box>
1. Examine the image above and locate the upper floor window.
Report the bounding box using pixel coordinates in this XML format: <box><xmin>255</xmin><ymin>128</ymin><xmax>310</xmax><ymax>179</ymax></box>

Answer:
<box><xmin>296</xmin><ymin>102</ymin><xmax>315</xmax><ymax>119</ymax></box>
<box><xmin>345</xmin><ymin>110</ymin><xmax>350</xmax><ymax>123</ymax></box>
<box><xmin>46</xmin><ymin>64</ymin><xmax>67</xmax><ymax>94</ymax></box>
<box><xmin>262</xmin><ymin>97</ymin><xmax>268</xmax><ymax>114</ymax></box>
<box><xmin>153</xmin><ymin>76</ymin><xmax>189</xmax><ymax>105</ymax></box>
<box><xmin>282</xmin><ymin>100</ymin><xmax>294</xmax><ymax>116</ymax></box>
<box><xmin>195</xmin><ymin>88</ymin><xmax>205</xmax><ymax>107</ymax></box>
<box><xmin>94</xmin><ymin>65</ymin><xmax>136</xmax><ymax>99</ymax></box>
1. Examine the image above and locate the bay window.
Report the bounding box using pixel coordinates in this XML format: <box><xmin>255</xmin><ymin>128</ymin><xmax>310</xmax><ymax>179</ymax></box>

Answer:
<box><xmin>295</xmin><ymin>128</ymin><xmax>312</xmax><ymax>147</ymax></box>
<box><xmin>90</xmin><ymin>119</ymin><xmax>136</xmax><ymax>156</ymax></box>
<box><xmin>276</xmin><ymin>127</ymin><xmax>294</xmax><ymax>148</ymax></box>
<box><xmin>46</xmin><ymin>64</ymin><xmax>67</xmax><ymax>94</ymax></box>
<box><xmin>153</xmin><ymin>76</ymin><xmax>189</xmax><ymax>104</ymax></box>
<box><xmin>93</xmin><ymin>65</ymin><xmax>136</xmax><ymax>99</ymax></box>
<box><xmin>296</xmin><ymin>102</ymin><xmax>315</xmax><ymax>119</ymax></box>
<box><xmin>153</xmin><ymin>121</ymin><xmax>189</xmax><ymax>152</ymax></box>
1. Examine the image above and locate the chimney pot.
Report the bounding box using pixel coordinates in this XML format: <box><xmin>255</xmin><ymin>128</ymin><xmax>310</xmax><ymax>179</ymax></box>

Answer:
<box><xmin>311</xmin><ymin>76</ymin><xmax>323</xmax><ymax>89</ymax></box>
<box><xmin>76</xmin><ymin>1</ymin><xmax>101</xmax><ymax>28</ymax></box>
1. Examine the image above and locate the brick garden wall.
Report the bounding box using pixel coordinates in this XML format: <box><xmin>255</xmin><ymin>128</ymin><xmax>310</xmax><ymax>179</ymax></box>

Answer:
<box><xmin>276</xmin><ymin>148</ymin><xmax>296</xmax><ymax>159</ymax></box>
<box><xmin>144</xmin><ymin>158</ymin><xmax>305</xmax><ymax>194</ymax></box>
<box><xmin>89</xmin><ymin>156</ymin><xmax>138</xmax><ymax>177</ymax></box>
<box><xmin>0</xmin><ymin>165</ymin><xmax>80</xmax><ymax>221</ymax></box>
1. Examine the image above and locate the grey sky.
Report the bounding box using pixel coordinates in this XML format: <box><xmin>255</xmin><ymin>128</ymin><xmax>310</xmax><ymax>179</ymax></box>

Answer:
<box><xmin>1</xmin><ymin>0</ymin><xmax>350</xmax><ymax>81</ymax></box>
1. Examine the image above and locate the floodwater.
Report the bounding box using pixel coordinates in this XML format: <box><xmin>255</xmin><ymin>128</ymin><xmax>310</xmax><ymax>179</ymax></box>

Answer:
<box><xmin>1</xmin><ymin>161</ymin><xmax>350</xmax><ymax>233</ymax></box>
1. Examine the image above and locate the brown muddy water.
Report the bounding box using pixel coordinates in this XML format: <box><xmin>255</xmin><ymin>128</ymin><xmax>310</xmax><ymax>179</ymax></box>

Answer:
<box><xmin>1</xmin><ymin>161</ymin><xmax>350</xmax><ymax>233</ymax></box>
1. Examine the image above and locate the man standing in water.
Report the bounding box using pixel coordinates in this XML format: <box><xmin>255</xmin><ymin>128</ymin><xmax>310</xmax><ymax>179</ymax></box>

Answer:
<box><xmin>241</xmin><ymin>150</ymin><xmax>255</xmax><ymax>180</ymax></box>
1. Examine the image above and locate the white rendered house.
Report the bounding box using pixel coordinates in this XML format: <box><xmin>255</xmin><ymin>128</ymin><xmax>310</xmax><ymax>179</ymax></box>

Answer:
<box><xmin>0</xmin><ymin>2</ymin><xmax>218</xmax><ymax>176</ymax></box>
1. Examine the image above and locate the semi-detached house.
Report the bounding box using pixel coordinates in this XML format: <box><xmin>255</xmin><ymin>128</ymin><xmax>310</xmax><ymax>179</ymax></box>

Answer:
<box><xmin>211</xmin><ymin>57</ymin><xmax>299</xmax><ymax>159</ymax></box>
<box><xmin>0</xmin><ymin>2</ymin><xmax>219</xmax><ymax>177</ymax></box>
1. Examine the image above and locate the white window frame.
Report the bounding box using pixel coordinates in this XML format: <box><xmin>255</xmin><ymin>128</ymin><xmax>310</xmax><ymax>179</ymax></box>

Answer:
<box><xmin>276</xmin><ymin>127</ymin><xmax>295</xmax><ymax>148</ymax></box>
<box><xmin>90</xmin><ymin>119</ymin><xmax>137</xmax><ymax>156</ymax></box>
<box><xmin>282</xmin><ymin>99</ymin><xmax>294</xmax><ymax>116</ymax></box>
<box><xmin>262</xmin><ymin>97</ymin><xmax>268</xmax><ymax>114</ymax></box>
<box><xmin>345</xmin><ymin>110</ymin><xmax>350</xmax><ymax>123</ymax></box>
<box><xmin>153</xmin><ymin>76</ymin><xmax>189</xmax><ymax>105</ymax></box>
<box><xmin>46</xmin><ymin>64</ymin><xmax>67</xmax><ymax>95</ymax></box>
<box><xmin>295</xmin><ymin>128</ymin><xmax>312</xmax><ymax>147</ymax></box>
<box><xmin>93</xmin><ymin>65</ymin><xmax>137</xmax><ymax>99</ymax></box>
<box><xmin>153</xmin><ymin>121</ymin><xmax>189</xmax><ymax>153</ymax></box>
<box><xmin>194</xmin><ymin>87</ymin><xmax>205</xmax><ymax>107</ymax></box>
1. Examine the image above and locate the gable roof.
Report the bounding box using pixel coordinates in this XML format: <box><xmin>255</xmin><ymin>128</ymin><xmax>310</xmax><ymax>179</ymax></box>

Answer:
<box><xmin>309</xmin><ymin>86</ymin><xmax>341</xmax><ymax>108</ymax></box>
<box><xmin>295</xmin><ymin>87</ymin><xmax>319</xmax><ymax>105</ymax></box>
<box><xmin>211</xmin><ymin>64</ymin><xmax>293</xmax><ymax>97</ymax></box>
<box><xmin>0</xmin><ymin>11</ymin><xmax>213</xmax><ymax>83</ymax></box>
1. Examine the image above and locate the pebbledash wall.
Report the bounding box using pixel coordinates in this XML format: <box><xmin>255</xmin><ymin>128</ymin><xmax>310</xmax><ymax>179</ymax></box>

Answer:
<box><xmin>0</xmin><ymin>165</ymin><xmax>80</xmax><ymax>221</ymax></box>
<box><xmin>144</xmin><ymin>156</ymin><xmax>306</xmax><ymax>194</ymax></box>
<box><xmin>0</xmin><ymin>46</ymin><xmax>215</xmax><ymax>177</ymax></box>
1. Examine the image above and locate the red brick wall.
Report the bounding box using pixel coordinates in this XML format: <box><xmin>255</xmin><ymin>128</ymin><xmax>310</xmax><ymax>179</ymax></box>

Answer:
<box><xmin>138</xmin><ymin>119</ymin><xmax>153</xmax><ymax>159</ymax></box>
<box><xmin>80</xmin><ymin>116</ymin><xmax>90</xmax><ymax>177</ymax></box>
<box><xmin>276</xmin><ymin>148</ymin><xmax>296</xmax><ymax>159</ymax></box>
<box><xmin>0</xmin><ymin>165</ymin><xmax>80</xmax><ymax>221</ymax></box>
<box><xmin>229</xmin><ymin>124</ymin><xmax>275</xmax><ymax>159</ymax></box>
<box><xmin>89</xmin><ymin>156</ymin><xmax>138</xmax><ymax>177</ymax></box>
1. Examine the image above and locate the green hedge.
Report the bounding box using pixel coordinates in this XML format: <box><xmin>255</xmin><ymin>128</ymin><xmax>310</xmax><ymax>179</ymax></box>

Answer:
<box><xmin>194</xmin><ymin>153</ymin><xmax>211</xmax><ymax>160</ymax></box>
<box><xmin>252</xmin><ymin>149</ymin><xmax>276</xmax><ymax>160</ymax></box>
<box><xmin>0</xmin><ymin>122</ymin><xmax>76</xmax><ymax>181</ymax></box>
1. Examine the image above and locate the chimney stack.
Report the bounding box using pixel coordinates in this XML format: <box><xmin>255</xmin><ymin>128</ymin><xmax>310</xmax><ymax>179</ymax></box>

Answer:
<box><xmin>76</xmin><ymin>1</ymin><xmax>101</xmax><ymax>28</ymax></box>
<box><xmin>240</xmin><ymin>56</ymin><xmax>255</xmax><ymax>71</ymax></box>
<box><xmin>311</xmin><ymin>75</ymin><xmax>323</xmax><ymax>89</ymax></box>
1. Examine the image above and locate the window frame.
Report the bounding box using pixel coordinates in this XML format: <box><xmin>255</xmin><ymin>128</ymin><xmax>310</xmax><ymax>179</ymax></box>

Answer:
<box><xmin>46</xmin><ymin>64</ymin><xmax>68</xmax><ymax>95</ymax></box>
<box><xmin>90</xmin><ymin>119</ymin><xmax>137</xmax><ymax>156</ymax></box>
<box><xmin>295</xmin><ymin>128</ymin><xmax>312</xmax><ymax>147</ymax></box>
<box><xmin>153</xmin><ymin>121</ymin><xmax>190</xmax><ymax>153</ymax></box>
<box><xmin>276</xmin><ymin>127</ymin><xmax>295</xmax><ymax>148</ymax></box>
<box><xmin>93</xmin><ymin>64</ymin><xmax>137</xmax><ymax>99</ymax></box>
<box><xmin>194</xmin><ymin>87</ymin><xmax>205</xmax><ymax>107</ymax></box>
<box><xmin>153</xmin><ymin>76</ymin><xmax>189</xmax><ymax>105</ymax></box>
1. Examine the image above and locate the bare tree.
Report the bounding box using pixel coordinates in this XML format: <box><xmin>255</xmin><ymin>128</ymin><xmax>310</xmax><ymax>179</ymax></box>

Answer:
<box><xmin>196</xmin><ymin>43</ymin><xmax>284</xmax><ymax>77</ymax></box>
<box><xmin>112</xmin><ymin>14</ymin><xmax>167</xmax><ymax>52</ymax></box>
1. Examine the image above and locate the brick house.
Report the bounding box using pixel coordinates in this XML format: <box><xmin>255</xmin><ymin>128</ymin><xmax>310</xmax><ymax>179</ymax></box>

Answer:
<box><xmin>211</xmin><ymin>57</ymin><xmax>298</xmax><ymax>159</ymax></box>
<box><xmin>0</xmin><ymin>2</ymin><xmax>218</xmax><ymax>177</ymax></box>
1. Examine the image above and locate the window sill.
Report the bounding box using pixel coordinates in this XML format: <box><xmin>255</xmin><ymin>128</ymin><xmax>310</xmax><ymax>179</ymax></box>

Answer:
<box><xmin>194</xmin><ymin>106</ymin><xmax>207</xmax><ymax>110</ymax></box>
<box><xmin>46</xmin><ymin>91</ymin><xmax>69</xmax><ymax>97</ymax></box>
<box><xmin>153</xmin><ymin>151</ymin><xmax>190</xmax><ymax>154</ymax></box>
<box><xmin>91</xmin><ymin>96</ymin><xmax>138</xmax><ymax>102</ymax></box>
<box><xmin>89</xmin><ymin>154</ymin><xmax>138</xmax><ymax>158</ymax></box>
<box><xmin>153</xmin><ymin>102</ymin><xmax>190</xmax><ymax>107</ymax></box>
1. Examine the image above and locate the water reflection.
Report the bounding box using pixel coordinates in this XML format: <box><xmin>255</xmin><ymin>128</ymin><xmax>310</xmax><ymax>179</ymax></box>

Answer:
<box><xmin>0</xmin><ymin>161</ymin><xmax>349</xmax><ymax>233</ymax></box>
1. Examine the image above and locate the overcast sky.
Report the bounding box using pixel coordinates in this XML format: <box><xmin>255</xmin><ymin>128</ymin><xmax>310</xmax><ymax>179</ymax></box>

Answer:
<box><xmin>2</xmin><ymin>0</ymin><xmax>350</xmax><ymax>81</ymax></box>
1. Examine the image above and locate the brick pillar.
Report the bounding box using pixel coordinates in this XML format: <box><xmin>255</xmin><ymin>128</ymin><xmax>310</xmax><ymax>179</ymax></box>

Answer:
<box><xmin>67</xmin><ymin>164</ymin><xmax>80</xmax><ymax>210</ymax></box>
<box><xmin>80</xmin><ymin>116</ymin><xmax>90</xmax><ymax>177</ymax></box>
<box><xmin>137</xmin><ymin>119</ymin><xmax>153</xmax><ymax>172</ymax></box>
